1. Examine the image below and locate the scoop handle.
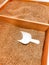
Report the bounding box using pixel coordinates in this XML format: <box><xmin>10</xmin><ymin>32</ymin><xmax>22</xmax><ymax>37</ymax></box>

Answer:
<box><xmin>31</xmin><ymin>39</ymin><xmax>40</xmax><ymax>44</ymax></box>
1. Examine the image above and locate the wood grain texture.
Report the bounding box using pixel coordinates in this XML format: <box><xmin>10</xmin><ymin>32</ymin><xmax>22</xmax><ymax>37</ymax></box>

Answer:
<box><xmin>0</xmin><ymin>21</ymin><xmax>45</xmax><ymax>65</ymax></box>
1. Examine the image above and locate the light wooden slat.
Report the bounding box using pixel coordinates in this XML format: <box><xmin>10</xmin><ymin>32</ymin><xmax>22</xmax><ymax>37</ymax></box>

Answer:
<box><xmin>0</xmin><ymin>0</ymin><xmax>9</xmax><ymax>8</ymax></box>
<box><xmin>41</xmin><ymin>29</ymin><xmax>49</xmax><ymax>65</ymax></box>
<box><xmin>0</xmin><ymin>15</ymin><xmax>49</xmax><ymax>31</ymax></box>
<box><xmin>0</xmin><ymin>0</ymin><xmax>12</xmax><ymax>10</ymax></box>
<box><xmin>17</xmin><ymin>0</ymin><xmax>49</xmax><ymax>6</ymax></box>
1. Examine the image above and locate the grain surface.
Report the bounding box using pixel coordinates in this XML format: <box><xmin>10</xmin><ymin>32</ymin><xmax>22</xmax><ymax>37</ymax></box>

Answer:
<box><xmin>0</xmin><ymin>1</ymin><xmax>49</xmax><ymax>23</ymax></box>
<box><xmin>0</xmin><ymin>21</ymin><xmax>45</xmax><ymax>65</ymax></box>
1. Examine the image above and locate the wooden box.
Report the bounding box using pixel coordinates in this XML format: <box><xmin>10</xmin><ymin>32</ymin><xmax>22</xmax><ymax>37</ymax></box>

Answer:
<box><xmin>0</xmin><ymin>0</ymin><xmax>49</xmax><ymax>65</ymax></box>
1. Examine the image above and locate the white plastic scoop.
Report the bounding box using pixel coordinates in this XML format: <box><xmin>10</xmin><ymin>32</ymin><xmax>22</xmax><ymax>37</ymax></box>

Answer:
<box><xmin>18</xmin><ymin>31</ymin><xmax>40</xmax><ymax>44</ymax></box>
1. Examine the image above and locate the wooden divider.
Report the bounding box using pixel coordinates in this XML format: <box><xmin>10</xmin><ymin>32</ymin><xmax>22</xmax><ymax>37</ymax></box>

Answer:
<box><xmin>0</xmin><ymin>15</ymin><xmax>49</xmax><ymax>31</ymax></box>
<box><xmin>41</xmin><ymin>29</ymin><xmax>49</xmax><ymax>65</ymax></box>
